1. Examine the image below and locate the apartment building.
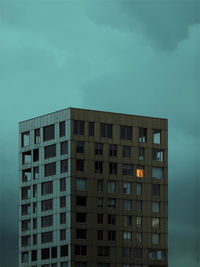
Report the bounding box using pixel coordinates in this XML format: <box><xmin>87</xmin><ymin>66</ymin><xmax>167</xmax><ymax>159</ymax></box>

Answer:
<box><xmin>19</xmin><ymin>107</ymin><xmax>168</xmax><ymax>267</ymax></box>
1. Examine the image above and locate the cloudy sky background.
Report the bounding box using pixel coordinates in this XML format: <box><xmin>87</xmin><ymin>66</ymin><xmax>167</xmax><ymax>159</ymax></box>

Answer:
<box><xmin>0</xmin><ymin>0</ymin><xmax>199</xmax><ymax>266</ymax></box>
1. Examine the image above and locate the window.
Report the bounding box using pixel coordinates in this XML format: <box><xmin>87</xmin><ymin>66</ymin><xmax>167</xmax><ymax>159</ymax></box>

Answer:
<box><xmin>139</xmin><ymin>128</ymin><xmax>147</xmax><ymax>143</ymax></box>
<box><xmin>152</xmin><ymin>167</ymin><xmax>164</xmax><ymax>179</ymax></box>
<box><xmin>152</xmin><ymin>233</ymin><xmax>160</xmax><ymax>244</ymax></box>
<box><xmin>33</xmin><ymin>166</ymin><xmax>39</xmax><ymax>180</ymax></box>
<box><xmin>76</xmin><ymin>212</ymin><xmax>86</xmax><ymax>223</ymax></box>
<box><xmin>97</xmin><ymin>214</ymin><xmax>103</xmax><ymax>224</ymax></box>
<box><xmin>61</xmin><ymin>262</ymin><xmax>68</xmax><ymax>267</ymax></box>
<box><xmin>134</xmin><ymin>248</ymin><xmax>142</xmax><ymax>258</ymax></box>
<box><xmin>75</xmin><ymin>245</ymin><xmax>87</xmax><ymax>256</ymax></box>
<box><xmin>51</xmin><ymin>247</ymin><xmax>57</xmax><ymax>258</ymax></box>
<box><xmin>21</xmin><ymin>204</ymin><xmax>30</xmax><ymax>216</ymax></box>
<box><xmin>148</xmin><ymin>249</ymin><xmax>165</xmax><ymax>260</ymax></box>
<box><xmin>107</xmin><ymin>181</ymin><xmax>116</xmax><ymax>193</ymax></box>
<box><xmin>100</xmin><ymin>123</ymin><xmax>112</xmax><ymax>138</ymax></box>
<box><xmin>136</xmin><ymin>200</ymin><xmax>142</xmax><ymax>212</ymax></box>
<box><xmin>152</xmin><ymin>202</ymin><xmax>160</xmax><ymax>212</ymax></box>
<box><xmin>136</xmin><ymin>232</ymin><xmax>142</xmax><ymax>243</ymax></box>
<box><xmin>41</xmin><ymin>248</ymin><xmax>50</xmax><ymax>259</ymax></box>
<box><xmin>152</xmin><ymin>149</ymin><xmax>164</xmax><ymax>162</ymax></box>
<box><xmin>60</xmin><ymin>196</ymin><xmax>66</xmax><ymax>208</ymax></box>
<box><xmin>76</xmin><ymin>141</ymin><xmax>84</xmax><ymax>153</ymax></box>
<box><xmin>98</xmin><ymin>198</ymin><xmax>103</xmax><ymax>208</ymax></box>
<box><xmin>123</xmin><ymin>247</ymin><xmax>131</xmax><ymax>257</ymax></box>
<box><xmin>33</xmin><ymin>202</ymin><xmax>37</xmax><ymax>214</ymax></box>
<box><xmin>41</xmin><ymin>181</ymin><xmax>53</xmax><ymax>195</ymax></box>
<box><xmin>108</xmin><ymin>214</ymin><xmax>116</xmax><ymax>225</ymax></box>
<box><xmin>138</xmin><ymin>147</ymin><xmax>145</xmax><ymax>160</ymax></box>
<box><xmin>60</xmin><ymin>178</ymin><xmax>66</xmax><ymax>192</ymax></box>
<box><xmin>97</xmin><ymin>230</ymin><xmax>103</xmax><ymax>240</ymax></box>
<box><xmin>76</xmin><ymin>196</ymin><xmax>87</xmax><ymax>206</ymax></box>
<box><xmin>136</xmin><ymin>166</ymin><xmax>144</xmax><ymax>178</ymax></box>
<box><xmin>98</xmin><ymin>264</ymin><xmax>110</xmax><ymax>267</ymax></box>
<box><xmin>21</xmin><ymin>132</ymin><xmax>30</xmax><ymax>147</ymax></box>
<box><xmin>75</xmin><ymin>263</ymin><xmax>87</xmax><ymax>267</ymax></box>
<box><xmin>98</xmin><ymin>246</ymin><xmax>110</xmax><ymax>256</ymax></box>
<box><xmin>136</xmin><ymin>183</ymin><xmax>142</xmax><ymax>195</ymax></box>
<box><xmin>41</xmin><ymin>215</ymin><xmax>53</xmax><ymax>227</ymax></box>
<box><xmin>76</xmin><ymin>229</ymin><xmax>87</xmax><ymax>239</ymax></box>
<box><xmin>22</xmin><ymin>169</ymin><xmax>31</xmax><ymax>182</ymax></box>
<box><xmin>44</xmin><ymin>144</ymin><xmax>56</xmax><ymax>159</ymax></box>
<box><xmin>152</xmin><ymin>218</ymin><xmax>160</xmax><ymax>229</ymax></box>
<box><xmin>41</xmin><ymin>199</ymin><xmax>53</xmax><ymax>211</ymax></box>
<box><xmin>123</xmin><ymin>264</ymin><xmax>131</xmax><ymax>267</ymax></box>
<box><xmin>60</xmin><ymin>245</ymin><xmax>68</xmax><ymax>257</ymax></box>
<box><xmin>122</xmin><ymin>146</ymin><xmax>131</xmax><ymax>158</ymax></box>
<box><xmin>123</xmin><ymin>232</ymin><xmax>131</xmax><ymax>240</ymax></box>
<box><xmin>95</xmin><ymin>161</ymin><xmax>103</xmax><ymax>173</ymax></box>
<box><xmin>109</xmin><ymin>162</ymin><xmax>117</xmax><ymax>174</ymax></box>
<box><xmin>108</xmin><ymin>198</ymin><xmax>116</xmax><ymax>208</ymax></box>
<box><xmin>33</xmin><ymin>185</ymin><xmax>37</xmax><ymax>197</ymax></box>
<box><xmin>34</xmin><ymin>128</ymin><xmax>40</xmax><ymax>144</ymax></box>
<box><xmin>33</xmin><ymin>149</ymin><xmax>39</xmax><ymax>162</ymax></box>
<box><xmin>123</xmin><ymin>182</ymin><xmax>131</xmax><ymax>194</ymax></box>
<box><xmin>21</xmin><ymin>220</ymin><xmax>31</xmax><ymax>231</ymax></box>
<box><xmin>76</xmin><ymin>178</ymin><xmax>86</xmax><ymax>191</ymax></box>
<box><xmin>60</xmin><ymin>121</ymin><xmax>66</xmax><ymax>137</ymax></box>
<box><xmin>61</xmin><ymin>159</ymin><xmax>68</xmax><ymax>173</ymax></box>
<box><xmin>21</xmin><ymin>252</ymin><xmax>29</xmax><ymax>263</ymax></box>
<box><xmin>124</xmin><ymin>200</ymin><xmax>132</xmax><ymax>210</ymax></box>
<box><xmin>109</xmin><ymin>144</ymin><xmax>117</xmax><ymax>156</ymax></box>
<box><xmin>152</xmin><ymin>184</ymin><xmax>160</xmax><ymax>196</ymax></box>
<box><xmin>41</xmin><ymin>231</ymin><xmax>53</xmax><ymax>243</ymax></box>
<box><xmin>22</xmin><ymin>151</ymin><xmax>31</xmax><ymax>164</ymax></box>
<box><xmin>97</xmin><ymin>180</ymin><xmax>103</xmax><ymax>192</ymax></box>
<box><xmin>33</xmin><ymin>218</ymin><xmax>37</xmax><ymax>229</ymax></box>
<box><xmin>76</xmin><ymin>159</ymin><xmax>84</xmax><ymax>171</ymax></box>
<box><xmin>74</xmin><ymin>120</ymin><xmax>84</xmax><ymax>135</ymax></box>
<box><xmin>122</xmin><ymin>164</ymin><xmax>133</xmax><ymax>176</ymax></box>
<box><xmin>44</xmin><ymin>162</ymin><xmax>56</xmax><ymax>177</ymax></box>
<box><xmin>60</xmin><ymin>229</ymin><xmax>66</xmax><ymax>240</ymax></box>
<box><xmin>108</xmin><ymin>230</ymin><xmax>116</xmax><ymax>241</ymax></box>
<box><xmin>32</xmin><ymin>234</ymin><xmax>37</xmax><ymax>245</ymax></box>
<box><xmin>95</xmin><ymin>143</ymin><xmax>103</xmax><ymax>155</ymax></box>
<box><xmin>31</xmin><ymin>250</ymin><xmax>37</xmax><ymax>261</ymax></box>
<box><xmin>88</xmin><ymin>121</ymin><xmax>94</xmax><ymax>136</ymax></box>
<box><xmin>61</xmin><ymin>141</ymin><xmax>68</xmax><ymax>155</ymax></box>
<box><xmin>153</xmin><ymin>129</ymin><xmax>161</xmax><ymax>144</ymax></box>
<box><xmin>21</xmin><ymin>186</ymin><xmax>31</xmax><ymax>200</ymax></box>
<box><xmin>60</xmin><ymin>213</ymin><xmax>66</xmax><ymax>224</ymax></box>
<box><xmin>120</xmin><ymin>126</ymin><xmax>132</xmax><ymax>140</ymax></box>
<box><xmin>43</xmin><ymin>125</ymin><xmax>55</xmax><ymax>141</ymax></box>
<box><xmin>21</xmin><ymin>235</ymin><xmax>31</xmax><ymax>247</ymax></box>
<box><xmin>124</xmin><ymin>215</ymin><xmax>132</xmax><ymax>226</ymax></box>
<box><xmin>136</xmin><ymin>216</ymin><xmax>142</xmax><ymax>227</ymax></box>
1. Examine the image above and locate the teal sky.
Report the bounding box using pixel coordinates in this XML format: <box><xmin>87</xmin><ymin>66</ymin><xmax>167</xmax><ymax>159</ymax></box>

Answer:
<box><xmin>0</xmin><ymin>1</ymin><xmax>199</xmax><ymax>266</ymax></box>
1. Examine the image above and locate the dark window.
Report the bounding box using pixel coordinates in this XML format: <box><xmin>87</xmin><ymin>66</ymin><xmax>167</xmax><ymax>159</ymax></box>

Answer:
<box><xmin>33</xmin><ymin>234</ymin><xmax>37</xmax><ymax>245</ymax></box>
<box><xmin>41</xmin><ymin>248</ymin><xmax>50</xmax><ymax>259</ymax></box>
<box><xmin>95</xmin><ymin>161</ymin><xmax>103</xmax><ymax>173</ymax></box>
<box><xmin>21</xmin><ymin>235</ymin><xmax>30</xmax><ymax>247</ymax></box>
<box><xmin>21</xmin><ymin>204</ymin><xmax>30</xmax><ymax>216</ymax></box>
<box><xmin>51</xmin><ymin>247</ymin><xmax>57</xmax><ymax>258</ymax></box>
<box><xmin>45</xmin><ymin>144</ymin><xmax>56</xmax><ymax>159</ymax></box>
<box><xmin>108</xmin><ymin>198</ymin><xmax>116</xmax><ymax>208</ymax></box>
<box><xmin>33</xmin><ymin>166</ymin><xmax>39</xmax><ymax>180</ymax></box>
<box><xmin>41</xmin><ymin>231</ymin><xmax>53</xmax><ymax>243</ymax></box>
<box><xmin>76</xmin><ymin>141</ymin><xmax>84</xmax><ymax>153</ymax></box>
<box><xmin>21</xmin><ymin>131</ymin><xmax>30</xmax><ymax>147</ymax></box>
<box><xmin>152</xmin><ymin>149</ymin><xmax>164</xmax><ymax>162</ymax></box>
<box><xmin>98</xmin><ymin>247</ymin><xmax>109</xmax><ymax>256</ymax></box>
<box><xmin>33</xmin><ymin>218</ymin><xmax>37</xmax><ymax>229</ymax></box>
<box><xmin>109</xmin><ymin>144</ymin><xmax>117</xmax><ymax>156</ymax></box>
<box><xmin>60</xmin><ymin>229</ymin><xmax>66</xmax><ymax>240</ymax></box>
<box><xmin>76</xmin><ymin>178</ymin><xmax>86</xmax><ymax>191</ymax></box>
<box><xmin>134</xmin><ymin>248</ymin><xmax>142</xmax><ymax>258</ymax></box>
<box><xmin>76</xmin><ymin>212</ymin><xmax>86</xmax><ymax>223</ymax></box>
<box><xmin>97</xmin><ymin>180</ymin><xmax>103</xmax><ymax>192</ymax></box>
<box><xmin>75</xmin><ymin>263</ymin><xmax>87</xmax><ymax>267</ymax></box>
<box><xmin>21</xmin><ymin>220</ymin><xmax>31</xmax><ymax>231</ymax></box>
<box><xmin>97</xmin><ymin>214</ymin><xmax>103</xmax><ymax>224</ymax></box>
<box><xmin>97</xmin><ymin>230</ymin><xmax>103</xmax><ymax>240</ymax></box>
<box><xmin>41</xmin><ymin>199</ymin><xmax>53</xmax><ymax>211</ymax></box>
<box><xmin>98</xmin><ymin>264</ymin><xmax>110</xmax><ymax>267</ymax></box>
<box><xmin>43</xmin><ymin>125</ymin><xmax>55</xmax><ymax>141</ymax></box>
<box><xmin>44</xmin><ymin>162</ymin><xmax>56</xmax><ymax>177</ymax></box>
<box><xmin>139</xmin><ymin>147</ymin><xmax>145</xmax><ymax>160</ymax></box>
<box><xmin>122</xmin><ymin>146</ymin><xmax>131</xmax><ymax>158</ymax></box>
<box><xmin>33</xmin><ymin>149</ymin><xmax>39</xmax><ymax>162</ymax></box>
<box><xmin>109</xmin><ymin>162</ymin><xmax>117</xmax><ymax>174</ymax></box>
<box><xmin>122</xmin><ymin>164</ymin><xmax>133</xmax><ymax>176</ymax></box>
<box><xmin>41</xmin><ymin>181</ymin><xmax>53</xmax><ymax>195</ymax></box>
<box><xmin>74</xmin><ymin>120</ymin><xmax>84</xmax><ymax>135</ymax></box>
<box><xmin>33</xmin><ymin>185</ymin><xmax>37</xmax><ymax>198</ymax></box>
<box><xmin>95</xmin><ymin>143</ymin><xmax>103</xmax><ymax>155</ymax></box>
<box><xmin>59</xmin><ymin>121</ymin><xmax>66</xmax><ymax>137</ymax></box>
<box><xmin>60</xmin><ymin>178</ymin><xmax>66</xmax><ymax>192</ymax></box>
<box><xmin>61</xmin><ymin>160</ymin><xmax>68</xmax><ymax>173</ymax></box>
<box><xmin>60</xmin><ymin>141</ymin><xmax>68</xmax><ymax>155</ymax></box>
<box><xmin>75</xmin><ymin>245</ymin><xmax>87</xmax><ymax>256</ymax></box>
<box><xmin>88</xmin><ymin>122</ymin><xmax>94</xmax><ymax>136</ymax></box>
<box><xmin>139</xmin><ymin>128</ymin><xmax>147</xmax><ymax>143</ymax></box>
<box><xmin>108</xmin><ymin>215</ymin><xmax>116</xmax><ymax>225</ymax></box>
<box><xmin>123</xmin><ymin>247</ymin><xmax>131</xmax><ymax>257</ymax></box>
<box><xmin>60</xmin><ymin>213</ymin><xmax>66</xmax><ymax>224</ymax></box>
<box><xmin>76</xmin><ymin>229</ymin><xmax>87</xmax><ymax>239</ymax></box>
<box><xmin>152</xmin><ymin>184</ymin><xmax>160</xmax><ymax>196</ymax></box>
<box><xmin>98</xmin><ymin>198</ymin><xmax>103</xmax><ymax>208</ymax></box>
<box><xmin>76</xmin><ymin>196</ymin><xmax>87</xmax><ymax>206</ymax></box>
<box><xmin>100</xmin><ymin>123</ymin><xmax>112</xmax><ymax>138</ymax></box>
<box><xmin>120</xmin><ymin>126</ymin><xmax>132</xmax><ymax>140</ymax></box>
<box><xmin>41</xmin><ymin>215</ymin><xmax>53</xmax><ymax>227</ymax></box>
<box><xmin>124</xmin><ymin>215</ymin><xmax>132</xmax><ymax>226</ymax></box>
<box><xmin>108</xmin><ymin>231</ymin><xmax>116</xmax><ymax>241</ymax></box>
<box><xmin>22</xmin><ymin>169</ymin><xmax>31</xmax><ymax>182</ymax></box>
<box><xmin>60</xmin><ymin>196</ymin><xmax>66</xmax><ymax>208</ymax></box>
<box><xmin>60</xmin><ymin>245</ymin><xmax>68</xmax><ymax>257</ymax></box>
<box><xmin>21</xmin><ymin>186</ymin><xmax>31</xmax><ymax>200</ymax></box>
<box><xmin>34</xmin><ymin>128</ymin><xmax>40</xmax><ymax>144</ymax></box>
<box><xmin>33</xmin><ymin>202</ymin><xmax>37</xmax><ymax>214</ymax></box>
<box><xmin>136</xmin><ymin>200</ymin><xmax>142</xmax><ymax>212</ymax></box>
<box><xmin>76</xmin><ymin>160</ymin><xmax>84</xmax><ymax>171</ymax></box>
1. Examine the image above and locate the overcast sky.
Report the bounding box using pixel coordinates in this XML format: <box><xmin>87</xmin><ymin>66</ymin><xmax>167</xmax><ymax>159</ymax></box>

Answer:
<box><xmin>0</xmin><ymin>1</ymin><xmax>199</xmax><ymax>266</ymax></box>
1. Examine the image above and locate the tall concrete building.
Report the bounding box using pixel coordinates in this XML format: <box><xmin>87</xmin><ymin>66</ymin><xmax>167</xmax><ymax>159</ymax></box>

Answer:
<box><xmin>19</xmin><ymin>107</ymin><xmax>168</xmax><ymax>267</ymax></box>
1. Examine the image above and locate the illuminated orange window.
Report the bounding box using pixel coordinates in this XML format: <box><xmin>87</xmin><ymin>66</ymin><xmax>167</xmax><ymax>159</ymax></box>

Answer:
<box><xmin>136</xmin><ymin>168</ymin><xmax>144</xmax><ymax>178</ymax></box>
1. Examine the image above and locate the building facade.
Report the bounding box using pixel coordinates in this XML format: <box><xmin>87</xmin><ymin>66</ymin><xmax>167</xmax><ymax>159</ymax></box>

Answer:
<box><xmin>19</xmin><ymin>107</ymin><xmax>168</xmax><ymax>267</ymax></box>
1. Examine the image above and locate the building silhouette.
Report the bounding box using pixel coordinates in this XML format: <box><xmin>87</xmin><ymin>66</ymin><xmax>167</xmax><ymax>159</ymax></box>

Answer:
<box><xmin>19</xmin><ymin>107</ymin><xmax>168</xmax><ymax>267</ymax></box>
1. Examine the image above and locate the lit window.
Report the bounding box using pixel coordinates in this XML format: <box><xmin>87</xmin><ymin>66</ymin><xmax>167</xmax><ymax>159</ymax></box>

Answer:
<box><xmin>136</xmin><ymin>166</ymin><xmax>144</xmax><ymax>178</ymax></box>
